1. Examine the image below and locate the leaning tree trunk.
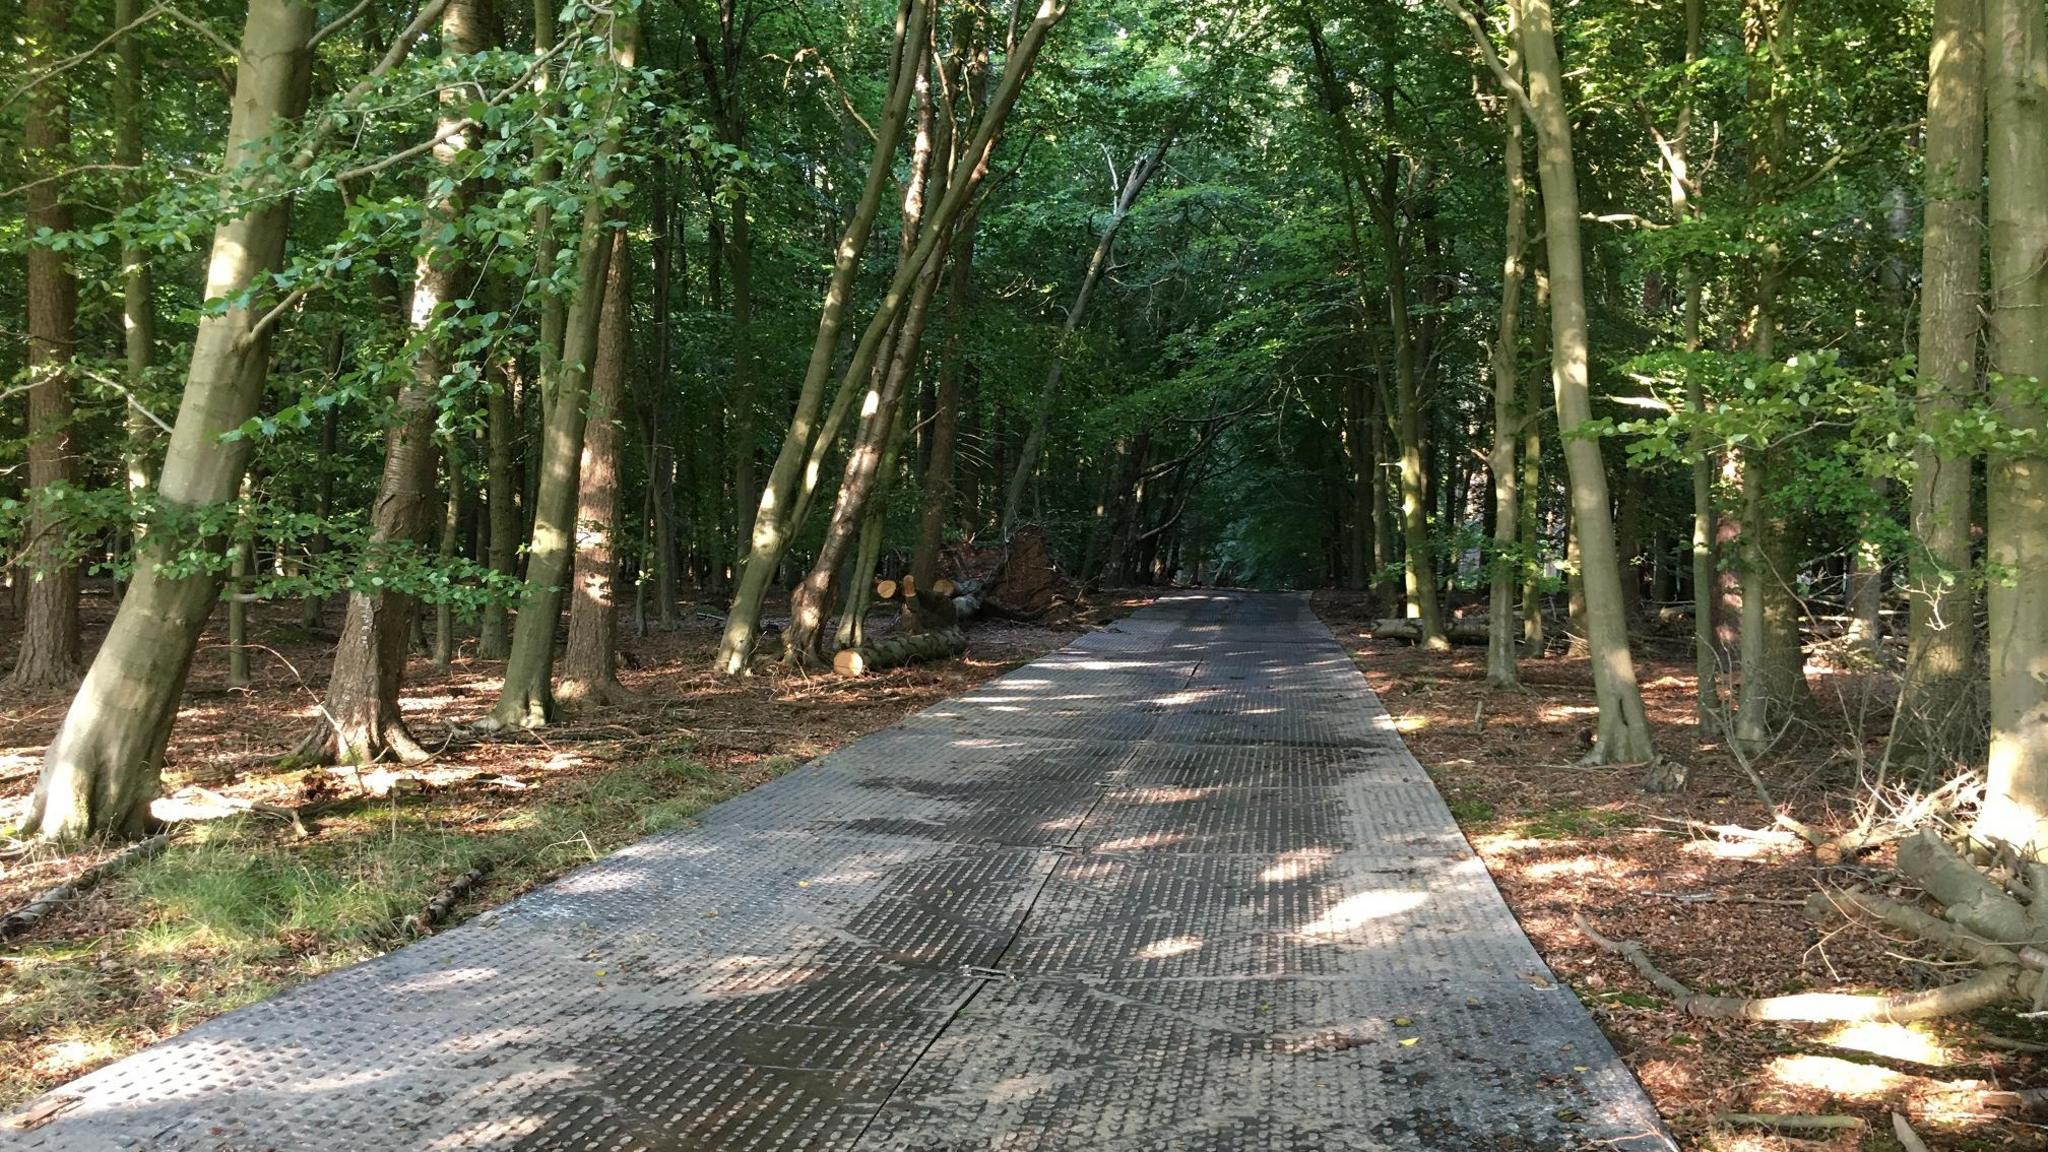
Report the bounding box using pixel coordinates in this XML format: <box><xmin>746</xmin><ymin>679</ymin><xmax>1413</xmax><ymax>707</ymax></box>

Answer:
<box><xmin>1495</xmin><ymin>0</ymin><xmax>1657</xmax><ymax>764</ymax></box>
<box><xmin>25</xmin><ymin>0</ymin><xmax>316</xmax><ymax>839</ymax></box>
<box><xmin>1485</xmin><ymin>20</ymin><xmax>1527</xmax><ymax>690</ymax></box>
<box><xmin>713</xmin><ymin>0</ymin><xmax>930</xmax><ymax>673</ymax></box>
<box><xmin>1000</xmin><ymin>131</ymin><xmax>1172</xmax><ymax>537</ymax></box>
<box><xmin>485</xmin><ymin>10</ymin><xmax>637</xmax><ymax>729</ymax></box>
<box><xmin>717</xmin><ymin>0</ymin><xmax>1066</xmax><ymax>674</ymax></box>
<box><xmin>1899</xmin><ymin>0</ymin><xmax>1985</xmax><ymax>766</ymax></box>
<box><xmin>13</xmin><ymin>0</ymin><xmax>82</xmax><ymax>690</ymax></box>
<box><xmin>836</xmin><ymin>404</ymin><xmax>909</xmax><ymax>652</ymax></box>
<box><xmin>1978</xmin><ymin>0</ymin><xmax>2048</xmax><ymax>854</ymax></box>
<box><xmin>299</xmin><ymin>0</ymin><xmax>483</xmax><ymax>765</ymax></box>
<box><xmin>557</xmin><ymin>232</ymin><xmax>632</xmax><ymax>708</ymax></box>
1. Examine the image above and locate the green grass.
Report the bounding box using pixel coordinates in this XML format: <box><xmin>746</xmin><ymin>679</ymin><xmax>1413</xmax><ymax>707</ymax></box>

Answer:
<box><xmin>1446</xmin><ymin>797</ymin><xmax>1497</xmax><ymax>824</ymax></box>
<box><xmin>1513</xmin><ymin>806</ymin><xmax>1633</xmax><ymax>841</ymax></box>
<box><xmin>1</xmin><ymin>752</ymin><xmax>775</xmax><ymax>1112</ymax></box>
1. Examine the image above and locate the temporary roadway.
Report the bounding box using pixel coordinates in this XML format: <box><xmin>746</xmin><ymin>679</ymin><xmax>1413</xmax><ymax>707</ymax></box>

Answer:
<box><xmin>11</xmin><ymin>591</ymin><xmax>1673</xmax><ymax>1151</ymax></box>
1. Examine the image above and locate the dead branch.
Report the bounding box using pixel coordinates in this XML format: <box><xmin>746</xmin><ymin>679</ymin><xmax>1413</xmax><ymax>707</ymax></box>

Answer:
<box><xmin>410</xmin><ymin>859</ymin><xmax>495</xmax><ymax>934</ymax></box>
<box><xmin>0</xmin><ymin>832</ymin><xmax>172</xmax><ymax>943</ymax></box>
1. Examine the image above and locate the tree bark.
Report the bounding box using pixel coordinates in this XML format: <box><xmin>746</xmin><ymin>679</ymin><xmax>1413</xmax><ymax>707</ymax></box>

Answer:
<box><xmin>485</xmin><ymin>9</ymin><xmax>638</xmax><ymax>729</ymax></box>
<box><xmin>1977</xmin><ymin>0</ymin><xmax>2048</xmax><ymax>853</ymax></box>
<box><xmin>1000</xmin><ymin>132</ymin><xmax>1172</xmax><ymax>537</ymax></box>
<box><xmin>1521</xmin><ymin>273</ymin><xmax>1548</xmax><ymax>657</ymax></box>
<box><xmin>1486</xmin><ymin>18</ymin><xmax>1528</xmax><ymax>689</ymax></box>
<box><xmin>557</xmin><ymin>232</ymin><xmax>632</xmax><ymax>708</ymax></box>
<box><xmin>480</xmin><ymin>324</ymin><xmax>518</xmax><ymax>658</ymax></box>
<box><xmin>1509</xmin><ymin>0</ymin><xmax>1658</xmax><ymax>763</ymax></box>
<box><xmin>716</xmin><ymin>0</ymin><xmax>1066</xmax><ymax>673</ymax></box>
<box><xmin>300</xmin><ymin>0</ymin><xmax>483</xmax><ymax>764</ymax></box>
<box><xmin>432</xmin><ymin>441</ymin><xmax>465</xmax><ymax>669</ymax></box>
<box><xmin>789</xmin><ymin>43</ymin><xmax>957</xmax><ymax>664</ymax></box>
<box><xmin>1899</xmin><ymin>0</ymin><xmax>1985</xmax><ymax>763</ymax></box>
<box><xmin>13</xmin><ymin>0</ymin><xmax>82</xmax><ymax>690</ymax></box>
<box><xmin>115</xmin><ymin>0</ymin><xmax>159</xmax><ymax>585</ymax></box>
<box><xmin>26</xmin><ymin>0</ymin><xmax>317</xmax><ymax>839</ymax></box>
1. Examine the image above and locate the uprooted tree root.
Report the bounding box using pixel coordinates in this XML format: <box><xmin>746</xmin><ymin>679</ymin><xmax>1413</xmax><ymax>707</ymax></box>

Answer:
<box><xmin>1580</xmin><ymin>827</ymin><xmax>2048</xmax><ymax>1024</ymax></box>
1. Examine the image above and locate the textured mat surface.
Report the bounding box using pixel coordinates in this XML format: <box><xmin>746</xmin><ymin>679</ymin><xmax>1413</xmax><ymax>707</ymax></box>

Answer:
<box><xmin>9</xmin><ymin>592</ymin><xmax>1672</xmax><ymax>1152</ymax></box>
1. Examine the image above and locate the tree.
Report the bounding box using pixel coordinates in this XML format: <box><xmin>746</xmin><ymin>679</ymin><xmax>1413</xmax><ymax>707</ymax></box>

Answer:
<box><xmin>25</xmin><ymin>0</ymin><xmax>324</xmax><ymax>838</ymax></box>
<box><xmin>13</xmin><ymin>0</ymin><xmax>82</xmax><ymax>690</ymax></box>
<box><xmin>1444</xmin><ymin>0</ymin><xmax>1658</xmax><ymax>764</ymax></box>
<box><xmin>1898</xmin><ymin>0</ymin><xmax>1984</xmax><ymax>763</ymax></box>
<box><xmin>484</xmin><ymin>6</ymin><xmax>639</xmax><ymax>729</ymax></box>
<box><xmin>557</xmin><ymin>231</ymin><xmax>633</xmax><ymax>706</ymax></box>
<box><xmin>1484</xmin><ymin>6</ymin><xmax>1527</xmax><ymax>691</ymax></box>
<box><xmin>300</xmin><ymin>0</ymin><xmax>489</xmax><ymax>765</ymax></box>
<box><xmin>1976</xmin><ymin>0</ymin><xmax>2048</xmax><ymax>853</ymax></box>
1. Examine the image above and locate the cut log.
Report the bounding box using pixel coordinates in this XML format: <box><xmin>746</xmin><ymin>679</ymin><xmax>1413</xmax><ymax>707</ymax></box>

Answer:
<box><xmin>932</xmin><ymin>577</ymin><xmax>957</xmax><ymax>597</ymax></box>
<box><xmin>0</xmin><ymin>832</ymin><xmax>171</xmax><ymax>942</ymax></box>
<box><xmin>874</xmin><ymin>578</ymin><xmax>899</xmax><ymax>602</ymax></box>
<box><xmin>1372</xmin><ymin>618</ymin><xmax>1490</xmax><ymax>645</ymax></box>
<box><xmin>899</xmin><ymin>574</ymin><xmax>917</xmax><ymax>600</ymax></box>
<box><xmin>834</xmin><ymin>626</ymin><xmax>967</xmax><ymax>676</ymax></box>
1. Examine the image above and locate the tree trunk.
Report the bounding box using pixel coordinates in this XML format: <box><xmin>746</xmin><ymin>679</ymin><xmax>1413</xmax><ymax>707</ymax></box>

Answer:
<box><xmin>115</xmin><ymin>0</ymin><xmax>159</xmax><ymax>586</ymax></box>
<box><xmin>1977</xmin><ymin>0</ymin><xmax>2048</xmax><ymax>852</ymax></box>
<box><xmin>790</xmin><ymin>49</ymin><xmax>957</xmax><ymax>665</ymax></box>
<box><xmin>485</xmin><ymin>10</ymin><xmax>638</xmax><ymax>728</ymax></box>
<box><xmin>300</xmin><ymin>0</ymin><xmax>483</xmax><ymax>764</ymax></box>
<box><xmin>432</xmin><ymin>441</ymin><xmax>465</xmax><ymax>669</ymax></box>
<box><xmin>13</xmin><ymin>0</ymin><xmax>82</xmax><ymax>690</ymax></box>
<box><xmin>26</xmin><ymin>0</ymin><xmax>317</xmax><ymax>839</ymax></box>
<box><xmin>713</xmin><ymin>0</ymin><xmax>931</xmax><ymax>672</ymax></box>
<box><xmin>1001</xmin><ymin>131</ymin><xmax>1172</xmax><ymax>537</ymax></box>
<box><xmin>1521</xmin><ymin>267</ymin><xmax>1549</xmax><ymax>657</ymax></box>
<box><xmin>1487</xmin><ymin>21</ymin><xmax>1528</xmax><ymax>689</ymax></box>
<box><xmin>1514</xmin><ymin>0</ymin><xmax>1658</xmax><ymax>764</ymax></box>
<box><xmin>837</xmin><ymin>404</ymin><xmax>909</xmax><ymax>652</ymax></box>
<box><xmin>716</xmin><ymin>0</ymin><xmax>1065</xmax><ymax>673</ymax></box>
<box><xmin>557</xmin><ymin>232</ymin><xmax>632</xmax><ymax>708</ymax></box>
<box><xmin>481</xmin><ymin>331</ymin><xmax>518</xmax><ymax>658</ymax></box>
<box><xmin>913</xmin><ymin>218</ymin><xmax>983</xmax><ymax>590</ymax></box>
<box><xmin>1899</xmin><ymin>0</ymin><xmax>1985</xmax><ymax>764</ymax></box>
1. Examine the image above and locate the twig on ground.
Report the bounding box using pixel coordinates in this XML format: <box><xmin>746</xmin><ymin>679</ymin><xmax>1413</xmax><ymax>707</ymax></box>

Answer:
<box><xmin>0</xmin><ymin>832</ymin><xmax>172</xmax><ymax>943</ymax></box>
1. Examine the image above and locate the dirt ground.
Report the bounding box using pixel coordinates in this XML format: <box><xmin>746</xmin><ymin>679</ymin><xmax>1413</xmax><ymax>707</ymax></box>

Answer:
<box><xmin>0</xmin><ymin>585</ymin><xmax>1148</xmax><ymax>1113</ymax></box>
<box><xmin>1313</xmin><ymin>590</ymin><xmax>2048</xmax><ymax>1152</ymax></box>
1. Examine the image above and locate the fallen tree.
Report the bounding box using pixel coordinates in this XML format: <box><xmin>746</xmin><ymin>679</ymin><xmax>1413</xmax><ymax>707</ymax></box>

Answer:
<box><xmin>833</xmin><ymin>626</ymin><xmax>968</xmax><ymax>676</ymax></box>
<box><xmin>1373</xmin><ymin>617</ymin><xmax>1491</xmax><ymax>645</ymax></box>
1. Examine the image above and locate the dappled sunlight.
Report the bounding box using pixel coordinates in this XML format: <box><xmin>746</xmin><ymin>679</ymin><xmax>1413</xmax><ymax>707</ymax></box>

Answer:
<box><xmin>1110</xmin><ymin>785</ymin><xmax>1221</xmax><ymax>805</ymax></box>
<box><xmin>1823</xmin><ymin>1021</ymin><xmax>1950</xmax><ymax>1067</ymax></box>
<box><xmin>1292</xmin><ymin>889</ymin><xmax>1429</xmax><ymax>939</ymax></box>
<box><xmin>1393</xmin><ymin>715</ymin><xmax>1429</xmax><ymax>733</ymax></box>
<box><xmin>1134</xmin><ymin>934</ymin><xmax>1203</xmax><ymax>960</ymax></box>
<box><xmin>1540</xmin><ymin>704</ymin><xmax>1600</xmax><ymax>722</ymax></box>
<box><xmin>1260</xmin><ymin>847</ymin><xmax>1335</xmax><ymax>883</ymax></box>
<box><xmin>1523</xmin><ymin>855</ymin><xmax>1619</xmax><ymax>881</ymax></box>
<box><xmin>1767</xmin><ymin>1053</ymin><xmax>1909</xmax><ymax>1099</ymax></box>
<box><xmin>1094</xmin><ymin>831</ymin><xmax>1191</xmax><ymax>851</ymax></box>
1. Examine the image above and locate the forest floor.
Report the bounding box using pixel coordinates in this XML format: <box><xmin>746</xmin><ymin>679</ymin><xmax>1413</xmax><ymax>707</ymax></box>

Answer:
<box><xmin>0</xmin><ymin>587</ymin><xmax>1149</xmax><ymax>1114</ymax></box>
<box><xmin>1313</xmin><ymin>590</ymin><xmax>2048</xmax><ymax>1152</ymax></box>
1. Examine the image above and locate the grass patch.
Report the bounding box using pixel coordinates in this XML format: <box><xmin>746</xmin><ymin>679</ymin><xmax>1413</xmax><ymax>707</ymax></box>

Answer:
<box><xmin>1446</xmin><ymin>797</ymin><xmax>1497</xmax><ymax>824</ymax></box>
<box><xmin>1</xmin><ymin>751</ymin><xmax>772</xmax><ymax>1111</ymax></box>
<box><xmin>1513</xmin><ymin>806</ymin><xmax>1632</xmax><ymax>841</ymax></box>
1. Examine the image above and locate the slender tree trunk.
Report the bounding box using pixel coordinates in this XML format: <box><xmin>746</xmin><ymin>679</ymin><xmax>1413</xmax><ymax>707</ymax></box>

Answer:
<box><xmin>1976</xmin><ymin>0</ymin><xmax>2048</xmax><ymax>852</ymax></box>
<box><xmin>789</xmin><ymin>48</ymin><xmax>957</xmax><ymax>664</ymax></box>
<box><xmin>1487</xmin><ymin>22</ymin><xmax>1528</xmax><ymax>689</ymax></box>
<box><xmin>1899</xmin><ymin>0</ymin><xmax>1985</xmax><ymax>763</ymax></box>
<box><xmin>304</xmin><ymin>387</ymin><xmax>339</xmax><ymax>630</ymax></box>
<box><xmin>713</xmin><ymin>0</ymin><xmax>929</xmax><ymax>671</ymax></box>
<box><xmin>300</xmin><ymin>0</ymin><xmax>483</xmax><ymax>764</ymax></box>
<box><xmin>1520</xmin><ymin>272</ymin><xmax>1548</xmax><ymax>657</ymax></box>
<box><xmin>13</xmin><ymin>0</ymin><xmax>82</xmax><ymax>690</ymax></box>
<box><xmin>481</xmin><ymin>330</ymin><xmax>518</xmax><ymax>658</ymax></box>
<box><xmin>227</xmin><ymin>479</ymin><xmax>254</xmax><ymax>689</ymax></box>
<box><xmin>115</xmin><ymin>0</ymin><xmax>159</xmax><ymax>581</ymax></box>
<box><xmin>837</xmin><ymin>403</ymin><xmax>909</xmax><ymax>651</ymax></box>
<box><xmin>1346</xmin><ymin>370</ymin><xmax>1372</xmax><ymax>593</ymax></box>
<box><xmin>913</xmin><ymin>219</ymin><xmax>982</xmax><ymax>590</ymax></box>
<box><xmin>486</xmin><ymin>10</ymin><xmax>638</xmax><ymax>728</ymax></box>
<box><xmin>26</xmin><ymin>0</ymin><xmax>317</xmax><ymax>839</ymax></box>
<box><xmin>1001</xmin><ymin>132</ymin><xmax>1172</xmax><ymax>537</ymax></box>
<box><xmin>558</xmin><ymin>232</ymin><xmax>632</xmax><ymax>707</ymax></box>
<box><xmin>1732</xmin><ymin>0</ymin><xmax>1817</xmax><ymax>754</ymax></box>
<box><xmin>433</xmin><ymin>441</ymin><xmax>465</xmax><ymax>669</ymax></box>
<box><xmin>716</xmin><ymin>0</ymin><xmax>1065</xmax><ymax>673</ymax></box>
<box><xmin>1514</xmin><ymin>0</ymin><xmax>1658</xmax><ymax>764</ymax></box>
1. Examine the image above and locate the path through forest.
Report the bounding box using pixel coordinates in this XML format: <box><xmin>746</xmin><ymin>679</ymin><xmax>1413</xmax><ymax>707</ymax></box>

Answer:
<box><xmin>12</xmin><ymin>592</ymin><xmax>1671</xmax><ymax>1151</ymax></box>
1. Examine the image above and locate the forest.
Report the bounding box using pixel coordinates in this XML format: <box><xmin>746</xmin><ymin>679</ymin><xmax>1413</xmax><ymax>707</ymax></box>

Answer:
<box><xmin>4</xmin><ymin>0</ymin><xmax>2048</xmax><ymax>1145</ymax></box>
